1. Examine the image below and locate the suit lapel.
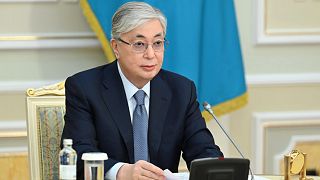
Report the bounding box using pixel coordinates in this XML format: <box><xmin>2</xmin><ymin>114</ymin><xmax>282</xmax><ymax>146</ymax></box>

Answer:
<box><xmin>100</xmin><ymin>63</ymin><xmax>171</xmax><ymax>164</ymax></box>
<box><xmin>149</xmin><ymin>72</ymin><xmax>172</xmax><ymax>163</ymax></box>
<box><xmin>101</xmin><ymin>61</ymin><xmax>134</xmax><ymax>163</ymax></box>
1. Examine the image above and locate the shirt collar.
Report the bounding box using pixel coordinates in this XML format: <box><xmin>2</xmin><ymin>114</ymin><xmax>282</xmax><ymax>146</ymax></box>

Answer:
<box><xmin>117</xmin><ymin>61</ymin><xmax>150</xmax><ymax>100</ymax></box>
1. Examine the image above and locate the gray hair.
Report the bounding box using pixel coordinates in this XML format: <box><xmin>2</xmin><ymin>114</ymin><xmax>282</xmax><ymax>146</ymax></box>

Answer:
<box><xmin>111</xmin><ymin>1</ymin><xmax>167</xmax><ymax>39</ymax></box>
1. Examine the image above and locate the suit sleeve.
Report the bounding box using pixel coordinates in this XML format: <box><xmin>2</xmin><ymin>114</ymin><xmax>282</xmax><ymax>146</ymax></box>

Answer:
<box><xmin>181</xmin><ymin>81</ymin><xmax>224</xmax><ymax>169</ymax></box>
<box><xmin>61</xmin><ymin>76</ymin><xmax>118</xmax><ymax>179</ymax></box>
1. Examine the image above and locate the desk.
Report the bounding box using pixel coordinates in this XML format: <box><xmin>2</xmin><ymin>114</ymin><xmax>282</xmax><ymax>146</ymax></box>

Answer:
<box><xmin>172</xmin><ymin>173</ymin><xmax>320</xmax><ymax>180</ymax></box>
<box><xmin>259</xmin><ymin>175</ymin><xmax>320</xmax><ymax>180</ymax></box>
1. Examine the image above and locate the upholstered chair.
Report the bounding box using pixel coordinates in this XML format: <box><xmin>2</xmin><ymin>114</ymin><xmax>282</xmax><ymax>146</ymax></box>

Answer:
<box><xmin>26</xmin><ymin>81</ymin><xmax>65</xmax><ymax>180</ymax></box>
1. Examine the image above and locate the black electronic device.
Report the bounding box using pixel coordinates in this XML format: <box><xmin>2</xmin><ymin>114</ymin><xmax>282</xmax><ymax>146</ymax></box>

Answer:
<box><xmin>189</xmin><ymin>157</ymin><xmax>250</xmax><ymax>180</ymax></box>
<box><xmin>202</xmin><ymin>101</ymin><xmax>255</xmax><ymax>180</ymax></box>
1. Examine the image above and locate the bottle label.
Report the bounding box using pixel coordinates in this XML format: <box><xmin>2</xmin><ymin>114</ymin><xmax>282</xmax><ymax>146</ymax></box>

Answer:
<box><xmin>60</xmin><ymin>165</ymin><xmax>76</xmax><ymax>179</ymax></box>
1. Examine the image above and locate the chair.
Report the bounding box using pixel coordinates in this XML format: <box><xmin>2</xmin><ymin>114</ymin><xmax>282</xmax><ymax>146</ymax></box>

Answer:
<box><xmin>26</xmin><ymin>81</ymin><xmax>65</xmax><ymax>180</ymax></box>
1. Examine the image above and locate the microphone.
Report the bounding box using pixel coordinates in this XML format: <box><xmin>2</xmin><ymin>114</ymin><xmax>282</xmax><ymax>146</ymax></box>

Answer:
<box><xmin>202</xmin><ymin>101</ymin><xmax>255</xmax><ymax>180</ymax></box>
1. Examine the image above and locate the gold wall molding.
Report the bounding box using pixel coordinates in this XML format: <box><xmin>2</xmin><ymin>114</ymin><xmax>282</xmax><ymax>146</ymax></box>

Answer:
<box><xmin>0</xmin><ymin>131</ymin><xmax>27</xmax><ymax>138</ymax></box>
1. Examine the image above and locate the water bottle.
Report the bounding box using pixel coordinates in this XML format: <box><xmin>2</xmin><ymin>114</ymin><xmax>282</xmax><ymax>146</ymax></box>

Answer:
<box><xmin>59</xmin><ymin>139</ymin><xmax>77</xmax><ymax>180</ymax></box>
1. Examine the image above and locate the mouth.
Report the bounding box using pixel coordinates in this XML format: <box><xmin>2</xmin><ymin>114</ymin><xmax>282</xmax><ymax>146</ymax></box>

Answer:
<box><xmin>141</xmin><ymin>65</ymin><xmax>156</xmax><ymax>71</ymax></box>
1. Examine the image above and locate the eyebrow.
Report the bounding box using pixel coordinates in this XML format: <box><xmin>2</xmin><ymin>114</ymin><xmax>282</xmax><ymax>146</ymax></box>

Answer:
<box><xmin>135</xmin><ymin>32</ymin><xmax>163</xmax><ymax>39</ymax></box>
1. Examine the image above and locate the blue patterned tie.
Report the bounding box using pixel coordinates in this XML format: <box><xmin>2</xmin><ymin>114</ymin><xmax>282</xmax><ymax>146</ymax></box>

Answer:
<box><xmin>133</xmin><ymin>90</ymin><xmax>149</xmax><ymax>162</ymax></box>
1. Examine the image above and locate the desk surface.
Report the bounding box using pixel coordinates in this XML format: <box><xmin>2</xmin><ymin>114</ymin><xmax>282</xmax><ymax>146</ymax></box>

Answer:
<box><xmin>260</xmin><ymin>175</ymin><xmax>320</xmax><ymax>180</ymax></box>
<box><xmin>173</xmin><ymin>172</ymin><xmax>320</xmax><ymax>180</ymax></box>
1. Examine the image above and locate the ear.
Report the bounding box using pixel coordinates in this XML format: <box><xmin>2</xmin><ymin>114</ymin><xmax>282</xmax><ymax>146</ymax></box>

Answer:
<box><xmin>111</xmin><ymin>39</ymin><xmax>119</xmax><ymax>58</ymax></box>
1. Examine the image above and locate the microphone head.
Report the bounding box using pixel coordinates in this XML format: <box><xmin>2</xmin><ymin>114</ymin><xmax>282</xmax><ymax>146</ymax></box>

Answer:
<box><xmin>202</xmin><ymin>101</ymin><xmax>211</xmax><ymax>111</ymax></box>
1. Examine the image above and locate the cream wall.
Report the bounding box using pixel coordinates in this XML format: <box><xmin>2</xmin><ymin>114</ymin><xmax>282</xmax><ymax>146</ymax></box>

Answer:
<box><xmin>0</xmin><ymin>1</ymin><xmax>106</xmax><ymax>172</ymax></box>
<box><xmin>220</xmin><ymin>0</ymin><xmax>320</xmax><ymax>175</ymax></box>
<box><xmin>235</xmin><ymin>0</ymin><xmax>320</xmax><ymax>74</ymax></box>
<box><xmin>1</xmin><ymin>0</ymin><xmax>320</xmax><ymax>176</ymax></box>
<box><xmin>0</xmin><ymin>1</ymin><xmax>91</xmax><ymax>34</ymax></box>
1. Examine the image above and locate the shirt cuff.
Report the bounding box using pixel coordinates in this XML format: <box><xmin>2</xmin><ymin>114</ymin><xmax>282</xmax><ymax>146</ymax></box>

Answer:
<box><xmin>105</xmin><ymin>162</ymin><xmax>126</xmax><ymax>180</ymax></box>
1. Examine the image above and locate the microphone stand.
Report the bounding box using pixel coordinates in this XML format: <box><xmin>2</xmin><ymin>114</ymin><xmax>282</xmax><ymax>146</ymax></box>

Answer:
<box><xmin>203</xmin><ymin>102</ymin><xmax>255</xmax><ymax>180</ymax></box>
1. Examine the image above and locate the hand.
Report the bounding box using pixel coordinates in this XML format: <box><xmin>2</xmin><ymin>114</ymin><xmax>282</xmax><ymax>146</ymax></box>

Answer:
<box><xmin>116</xmin><ymin>160</ymin><xmax>165</xmax><ymax>180</ymax></box>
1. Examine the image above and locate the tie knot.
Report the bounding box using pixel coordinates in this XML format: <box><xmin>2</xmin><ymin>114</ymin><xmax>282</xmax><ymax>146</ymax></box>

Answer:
<box><xmin>134</xmin><ymin>90</ymin><xmax>145</xmax><ymax>105</ymax></box>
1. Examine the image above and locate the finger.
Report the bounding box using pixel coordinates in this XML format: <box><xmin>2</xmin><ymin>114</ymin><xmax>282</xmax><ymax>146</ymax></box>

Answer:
<box><xmin>139</xmin><ymin>161</ymin><xmax>164</xmax><ymax>176</ymax></box>
<box><xmin>140</xmin><ymin>168</ymin><xmax>164</xmax><ymax>180</ymax></box>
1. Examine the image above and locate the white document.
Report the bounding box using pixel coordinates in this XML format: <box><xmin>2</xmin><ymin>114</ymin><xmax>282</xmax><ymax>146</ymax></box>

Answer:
<box><xmin>164</xmin><ymin>169</ymin><xmax>271</xmax><ymax>180</ymax></box>
<box><xmin>164</xmin><ymin>169</ymin><xmax>189</xmax><ymax>180</ymax></box>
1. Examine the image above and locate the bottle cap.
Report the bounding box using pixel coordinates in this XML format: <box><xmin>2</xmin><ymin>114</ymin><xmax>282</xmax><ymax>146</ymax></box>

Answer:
<box><xmin>81</xmin><ymin>152</ymin><xmax>108</xmax><ymax>161</ymax></box>
<box><xmin>63</xmin><ymin>139</ymin><xmax>73</xmax><ymax>145</ymax></box>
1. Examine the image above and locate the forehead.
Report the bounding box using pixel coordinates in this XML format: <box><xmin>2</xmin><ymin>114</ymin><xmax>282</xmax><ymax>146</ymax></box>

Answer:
<box><xmin>123</xmin><ymin>19</ymin><xmax>164</xmax><ymax>39</ymax></box>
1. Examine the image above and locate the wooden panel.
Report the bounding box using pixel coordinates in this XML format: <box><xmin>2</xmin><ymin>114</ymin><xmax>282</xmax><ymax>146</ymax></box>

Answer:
<box><xmin>0</xmin><ymin>152</ymin><xmax>29</xmax><ymax>180</ymax></box>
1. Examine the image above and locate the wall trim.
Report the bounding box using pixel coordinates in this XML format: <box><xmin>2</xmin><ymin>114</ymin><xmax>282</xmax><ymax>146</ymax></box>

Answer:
<box><xmin>254</xmin><ymin>0</ymin><xmax>320</xmax><ymax>44</ymax></box>
<box><xmin>1</xmin><ymin>73</ymin><xmax>320</xmax><ymax>93</ymax></box>
<box><xmin>0</xmin><ymin>0</ymin><xmax>56</xmax><ymax>2</ymax></box>
<box><xmin>0</xmin><ymin>32</ymin><xmax>100</xmax><ymax>49</ymax></box>
<box><xmin>0</xmin><ymin>120</ymin><xmax>26</xmax><ymax>131</ymax></box>
<box><xmin>0</xmin><ymin>120</ymin><xmax>27</xmax><ymax>138</ymax></box>
<box><xmin>0</xmin><ymin>80</ymin><xmax>62</xmax><ymax>93</ymax></box>
<box><xmin>0</xmin><ymin>146</ymin><xmax>28</xmax><ymax>153</ymax></box>
<box><xmin>0</xmin><ymin>120</ymin><xmax>28</xmax><ymax>153</ymax></box>
<box><xmin>252</xmin><ymin>111</ymin><xmax>320</xmax><ymax>174</ymax></box>
<box><xmin>246</xmin><ymin>73</ymin><xmax>320</xmax><ymax>86</ymax></box>
<box><xmin>273</xmin><ymin>135</ymin><xmax>320</xmax><ymax>174</ymax></box>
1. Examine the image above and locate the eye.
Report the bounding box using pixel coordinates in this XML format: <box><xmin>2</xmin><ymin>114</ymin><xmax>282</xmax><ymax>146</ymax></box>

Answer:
<box><xmin>133</xmin><ymin>41</ymin><xmax>145</xmax><ymax>48</ymax></box>
<box><xmin>153</xmin><ymin>40</ymin><xmax>163</xmax><ymax>47</ymax></box>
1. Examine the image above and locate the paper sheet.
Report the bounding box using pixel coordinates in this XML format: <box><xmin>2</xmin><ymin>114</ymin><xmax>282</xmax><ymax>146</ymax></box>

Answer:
<box><xmin>164</xmin><ymin>169</ymin><xmax>189</xmax><ymax>180</ymax></box>
<box><xmin>164</xmin><ymin>169</ymin><xmax>272</xmax><ymax>180</ymax></box>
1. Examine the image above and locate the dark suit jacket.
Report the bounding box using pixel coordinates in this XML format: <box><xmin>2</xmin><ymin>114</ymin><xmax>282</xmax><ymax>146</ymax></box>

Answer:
<box><xmin>61</xmin><ymin>60</ymin><xmax>223</xmax><ymax>179</ymax></box>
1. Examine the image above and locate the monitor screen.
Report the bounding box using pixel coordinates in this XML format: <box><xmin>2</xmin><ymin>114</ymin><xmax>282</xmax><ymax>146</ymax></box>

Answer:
<box><xmin>189</xmin><ymin>157</ymin><xmax>250</xmax><ymax>180</ymax></box>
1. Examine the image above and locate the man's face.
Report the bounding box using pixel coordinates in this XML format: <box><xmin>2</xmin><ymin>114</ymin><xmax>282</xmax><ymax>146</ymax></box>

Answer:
<box><xmin>111</xmin><ymin>19</ymin><xmax>165</xmax><ymax>88</ymax></box>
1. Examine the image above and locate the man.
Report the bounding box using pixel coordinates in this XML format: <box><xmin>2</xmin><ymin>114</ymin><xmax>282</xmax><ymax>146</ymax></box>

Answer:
<box><xmin>61</xmin><ymin>2</ymin><xmax>223</xmax><ymax>180</ymax></box>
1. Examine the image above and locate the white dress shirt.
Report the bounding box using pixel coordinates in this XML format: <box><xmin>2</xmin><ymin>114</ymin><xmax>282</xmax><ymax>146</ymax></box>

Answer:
<box><xmin>105</xmin><ymin>62</ymin><xmax>150</xmax><ymax>180</ymax></box>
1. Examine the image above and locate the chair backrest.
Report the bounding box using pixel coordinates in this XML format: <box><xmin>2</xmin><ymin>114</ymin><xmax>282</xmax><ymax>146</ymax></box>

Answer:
<box><xmin>26</xmin><ymin>81</ymin><xmax>65</xmax><ymax>180</ymax></box>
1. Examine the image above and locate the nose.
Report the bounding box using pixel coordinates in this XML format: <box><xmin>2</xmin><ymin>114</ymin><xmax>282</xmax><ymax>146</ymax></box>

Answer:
<box><xmin>143</xmin><ymin>44</ymin><xmax>155</xmax><ymax>59</ymax></box>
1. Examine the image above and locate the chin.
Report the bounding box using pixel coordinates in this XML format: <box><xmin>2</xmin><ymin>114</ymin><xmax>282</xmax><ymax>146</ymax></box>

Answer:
<box><xmin>142</xmin><ymin>74</ymin><xmax>157</xmax><ymax>82</ymax></box>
